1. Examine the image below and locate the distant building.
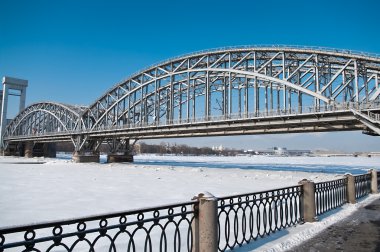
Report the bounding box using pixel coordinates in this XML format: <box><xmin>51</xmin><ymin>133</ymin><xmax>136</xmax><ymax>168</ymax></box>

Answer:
<box><xmin>368</xmin><ymin>152</ymin><xmax>380</xmax><ymax>157</ymax></box>
<box><xmin>212</xmin><ymin>145</ymin><xmax>224</xmax><ymax>151</ymax></box>
<box><xmin>273</xmin><ymin>147</ymin><xmax>287</xmax><ymax>155</ymax></box>
<box><xmin>245</xmin><ymin>147</ymin><xmax>311</xmax><ymax>156</ymax></box>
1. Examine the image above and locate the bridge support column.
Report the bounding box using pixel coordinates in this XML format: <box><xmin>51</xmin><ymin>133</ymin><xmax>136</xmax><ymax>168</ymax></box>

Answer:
<box><xmin>106</xmin><ymin>138</ymin><xmax>134</xmax><ymax>163</ymax></box>
<box><xmin>72</xmin><ymin>151</ymin><xmax>100</xmax><ymax>163</ymax></box>
<box><xmin>107</xmin><ymin>153</ymin><xmax>134</xmax><ymax>163</ymax></box>
<box><xmin>71</xmin><ymin>136</ymin><xmax>101</xmax><ymax>163</ymax></box>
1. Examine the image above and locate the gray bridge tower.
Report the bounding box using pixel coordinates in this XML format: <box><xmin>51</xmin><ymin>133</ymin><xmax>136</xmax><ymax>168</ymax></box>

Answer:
<box><xmin>0</xmin><ymin>76</ymin><xmax>28</xmax><ymax>150</ymax></box>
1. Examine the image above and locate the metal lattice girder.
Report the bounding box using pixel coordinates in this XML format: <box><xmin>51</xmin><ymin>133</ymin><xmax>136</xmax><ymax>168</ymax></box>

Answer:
<box><xmin>3</xmin><ymin>46</ymin><xmax>380</xmax><ymax>145</ymax></box>
<box><xmin>4</xmin><ymin>102</ymin><xmax>87</xmax><ymax>139</ymax></box>
<box><xmin>82</xmin><ymin>46</ymin><xmax>380</xmax><ymax>131</ymax></box>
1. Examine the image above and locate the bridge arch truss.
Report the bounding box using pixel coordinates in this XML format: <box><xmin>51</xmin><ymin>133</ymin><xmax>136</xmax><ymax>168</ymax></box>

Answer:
<box><xmin>4</xmin><ymin>102</ymin><xmax>86</xmax><ymax>143</ymax></box>
<box><xmin>3</xmin><ymin>46</ymin><xmax>380</xmax><ymax>151</ymax></box>
<box><xmin>83</xmin><ymin>47</ymin><xmax>380</xmax><ymax>132</ymax></box>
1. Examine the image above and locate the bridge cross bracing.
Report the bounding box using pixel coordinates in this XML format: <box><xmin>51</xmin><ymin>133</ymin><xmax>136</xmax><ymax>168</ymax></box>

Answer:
<box><xmin>2</xmin><ymin>46</ymin><xmax>380</xmax><ymax>161</ymax></box>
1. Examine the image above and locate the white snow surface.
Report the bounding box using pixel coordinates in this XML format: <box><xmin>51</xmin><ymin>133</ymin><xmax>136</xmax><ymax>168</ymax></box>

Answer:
<box><xmin>1</xmin><ymin>154</ymin><xmax>379</xmax><ymax>251</ymax></box>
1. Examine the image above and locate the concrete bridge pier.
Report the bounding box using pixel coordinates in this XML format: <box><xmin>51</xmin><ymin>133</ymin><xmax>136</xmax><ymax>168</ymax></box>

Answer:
<box><xmin>72</xmin><ymin>151</ymin><xmax>100</xmax><ymax>163</ymax></box>
<box><xmin>24</xmin><ymin>141</ymin><xmax>34</xmax><ymax>158</ymax></box>
<box><xmin>107</xmin><ymin>152</ymin><xmax>134</xmax><ymax>163</ymax></box>
<box><xmin>106</xmin><ymin>138</ymin><xmax>134</xmax><ymax>163</ymax></box>
<box><xmin>71</xmin><ymin>137</ymin><xmax>101</xmax><ymax>163</ymax></box>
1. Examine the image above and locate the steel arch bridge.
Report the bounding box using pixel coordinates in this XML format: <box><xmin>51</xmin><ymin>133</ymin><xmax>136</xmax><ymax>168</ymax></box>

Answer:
<box><xmin>3</xmin><ymin>46</ymin><xmax>380</xmax><ymax>160</ymax></box>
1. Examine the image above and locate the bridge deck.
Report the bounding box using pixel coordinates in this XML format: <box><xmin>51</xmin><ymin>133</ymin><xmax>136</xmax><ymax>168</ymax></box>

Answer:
<box><xmin>4</xmin><ymin>109</ymin><xmax>375</xmax><ymax>142</ymax></box>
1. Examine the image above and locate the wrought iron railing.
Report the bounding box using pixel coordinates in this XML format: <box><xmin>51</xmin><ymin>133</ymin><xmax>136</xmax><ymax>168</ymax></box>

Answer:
<box><xmin>314</xmin><ymin>178</ymin><xmax>347</xmax><ymax>216</ymax></box>
<box><xmin>354</xmin><ymin>174</ymin><xmax>372</xmax><ymax>199</ymax></box>
<box><xmin>217</xmin><ymin>185</ymin><xmax>302</xmax><ymax>251</ymax></box>
<box><xmin>0</xmin><ymin>201</ymin><xmax>196</xmax><ymax>252</ymax></box>
<box><xmin>367</xmin><ymin>111</ymin><xmax>380</xmax><ymax>122</ymax></box>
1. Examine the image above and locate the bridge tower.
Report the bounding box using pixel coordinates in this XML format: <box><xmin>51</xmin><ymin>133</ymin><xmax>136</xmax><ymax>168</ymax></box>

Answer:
<box><xmin>0</xmin><ymin>77</ymin><xmax>28</xmax><ymax>152</ymax></box>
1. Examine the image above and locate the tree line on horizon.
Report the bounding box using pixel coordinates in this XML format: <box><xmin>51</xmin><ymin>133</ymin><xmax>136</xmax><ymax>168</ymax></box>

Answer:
<box><xmin>55</xmin><ymin>142</ymin><xmax>243</xmax><ymax>156</ymax></box>
<box><xmin>136</xmin><ymin>142</ymin><xmax>243</xmax><ymax>156</ymax></box>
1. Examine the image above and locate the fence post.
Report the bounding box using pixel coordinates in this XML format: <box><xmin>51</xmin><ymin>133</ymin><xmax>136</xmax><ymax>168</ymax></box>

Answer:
<box><xmin>298</xmin><ymin>179</ymin><xmax>317</xmax><ymax>222</ymax></box>
<box><xmin>346</xmin><ymin>174</ymin><xmax>356</xmax><ymax>204</ymax></box>
<box><xmin>370</xmin><ymin>169</ymin><xmax>378</xmax><ymax>194</ymax></box>
<box><xmin>192</xmin><ymin>192</ymin><xmax>218</xmax><ymax>252</ymax></box>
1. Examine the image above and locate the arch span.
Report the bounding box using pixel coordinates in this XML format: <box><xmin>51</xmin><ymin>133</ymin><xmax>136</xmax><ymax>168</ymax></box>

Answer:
<box><xmin>82</xmin><ymin>46</ymin><xmax>380</xmax><ymax>130</ymax></box>
<box><xmin>4</xmin><ymin>102</ymin><xmax>87</xmax><ymax>139</ymax></box>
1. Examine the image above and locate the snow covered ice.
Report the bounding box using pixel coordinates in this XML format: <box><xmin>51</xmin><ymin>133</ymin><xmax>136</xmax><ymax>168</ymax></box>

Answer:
<box><xmin>1</xmin><ymin>154</ymin><xmax>379</xmax><ymax>251</ymax></box>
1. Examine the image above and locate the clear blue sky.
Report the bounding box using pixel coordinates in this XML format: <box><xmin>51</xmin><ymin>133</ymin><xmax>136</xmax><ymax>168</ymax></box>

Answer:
<box><xmin>1</xmin><ymin>0</ymin><xmax>380</xmax><ymax>152</ymax></box>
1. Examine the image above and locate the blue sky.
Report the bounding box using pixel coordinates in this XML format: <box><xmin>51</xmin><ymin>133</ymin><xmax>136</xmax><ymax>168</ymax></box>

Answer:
<box><xmin>1</xmin><ymin>0</ymin><xmax>380</xmax><ymax>152</ymax></box>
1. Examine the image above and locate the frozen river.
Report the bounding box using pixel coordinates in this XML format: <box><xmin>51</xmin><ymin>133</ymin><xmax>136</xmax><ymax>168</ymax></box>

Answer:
<box><xmin>133</xmin><ymin>155</ymin><xmax>379</xmax><ymax>174</ymax></box>
<box><xmin>57</xmin><ymin>153</ymin><xmax>380</xmax><ymax>174</ymax></box>
<box><xmin>1</xmin><ymin>154</ymin><xmax>380</xmax><ymax>251</ymax></box>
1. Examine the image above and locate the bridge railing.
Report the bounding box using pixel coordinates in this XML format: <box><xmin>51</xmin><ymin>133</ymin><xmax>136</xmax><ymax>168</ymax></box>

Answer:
<box><xmin>354</xmin><ymin>173</ymin><xmax>372</xmax><ymax>199</ymax></box>
<box><xmin>313</xmin><ymin>172</ymin><xmax>373</xmax><ymax>219</ymax></box>
<box><xmin>314</xmin><ymin>178</ymin><xmax>348</xmax><ymax>216</ymax></box>
<box><xmin>367</xmin><ymin>110</ymin><xmax>380</xmax><ymax>122</ymax></box>
<box><xmin>0</xmin><ymin>201</ymin><xmax>196</xmax><ymax>252</ymax></box>
<box><xmin>217</xmin><ymin>186</ymin><xmax>302</xmax><ymax>251</ymax></box>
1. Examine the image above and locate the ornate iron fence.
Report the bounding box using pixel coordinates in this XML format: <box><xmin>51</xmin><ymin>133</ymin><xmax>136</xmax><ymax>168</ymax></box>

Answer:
<box><xmin>354</xmin><ymin>173</ymin><xmax>371</xmax><ymax>199</ymax></box>
<box><xmin>314</xmin><ymin>178</ymin><xmax>347</xmax><ymax>216</ymax></box>
<box><xmin>0</xmin><ymin>201</ymin><xmax>196</xmax><ymax>252</ymax></box>
<box><xmin>217</xmin><ymin>185</ymin><xmax>302</xmax><ymax>251</ymax></box>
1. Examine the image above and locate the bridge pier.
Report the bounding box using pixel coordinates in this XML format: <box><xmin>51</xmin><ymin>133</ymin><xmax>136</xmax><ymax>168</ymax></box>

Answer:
<box><xmin>107</xmin><ymin>153</ymin><xmax>134</xmax><ymax>163</ymax></box>
<box><xmin>72</xmin><ymin>151</ymin><xmax>100</xmax><ymax>163</ymax></box>
<box><xmin>71</xmin><ymin>137</ymin><xmax>101</xmax><ymax>163</ymax></box>
<box><xmin>106</xmin><ymin>138</ymin><xmax>134</xmax><ymax>163</ymax></box>
<box><xmin>24</xmin><ymin>142</ymin><xmax>33</xmax><ymax>158</ymax></box>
